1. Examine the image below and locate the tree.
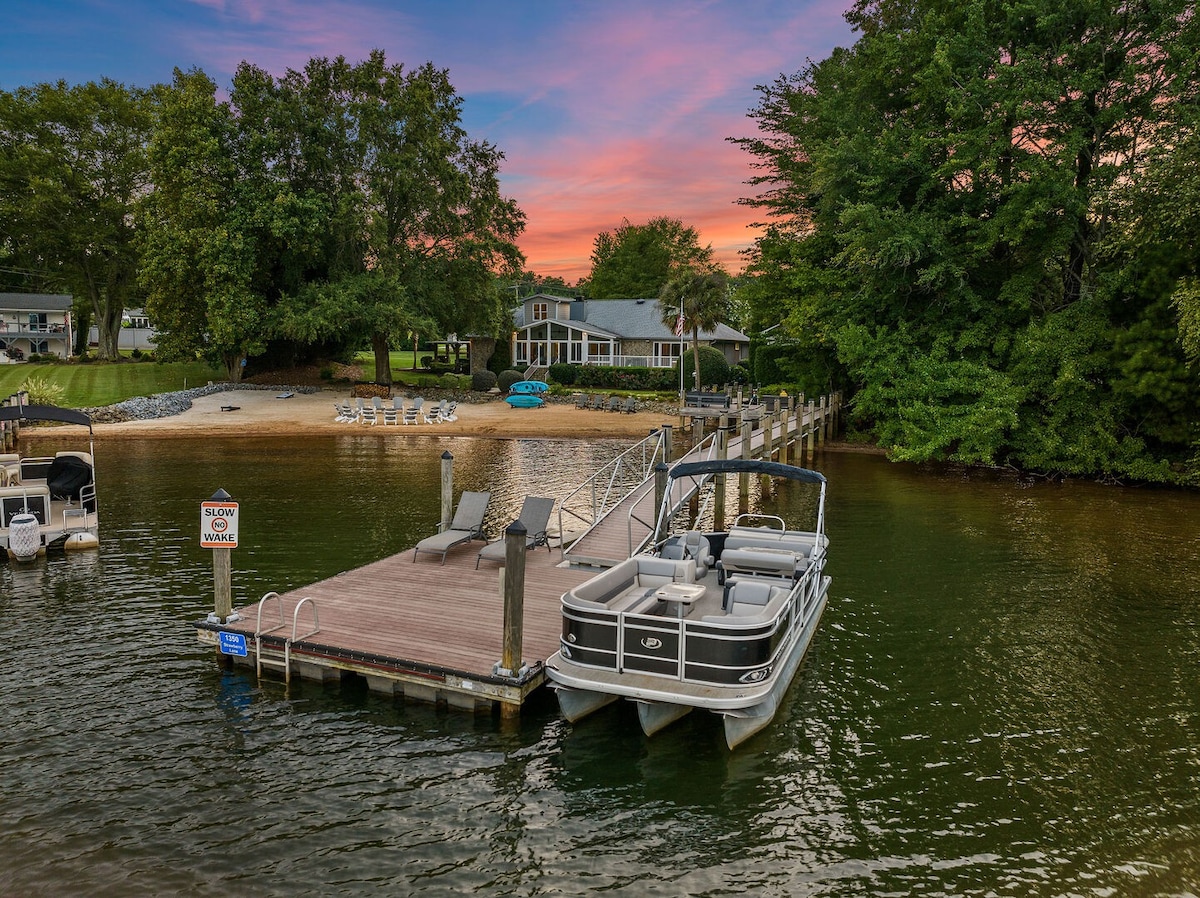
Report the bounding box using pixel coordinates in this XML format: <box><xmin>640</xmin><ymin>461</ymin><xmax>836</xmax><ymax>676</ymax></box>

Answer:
<box><xmin>264</xmin><ymin>52</ymin><xmax>525</xmax><ymax>385</ymax></box>
<box><xmin>736</xmin><ymin>0</ymin><xmax>1200</xmax><ymax>479</ymax></box>
<box><xmin>658</xmin><ymin>268</ymin><xmax>731</xmax><ymax>391</ymax></box>
<box><xmin>586</xmin><ymin>217</ymin><xmax>717</xmax><ymax>298</ymax></box>
<box><xmin>138</xmin><ymin>68</ymin><xmax>323</xmax><ymax>380</ymax></box>
<box><xmin>0</xmin><ymin>78</ymin><xmax>151</xmax><ymax>359</ymax></box>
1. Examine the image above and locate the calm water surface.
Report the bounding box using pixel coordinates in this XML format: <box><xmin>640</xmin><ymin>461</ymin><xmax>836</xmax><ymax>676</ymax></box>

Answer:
<box><xmin>1</xmin><ymin>435</ymin><xmax>1198</xmax><ymax>896</ymax></box>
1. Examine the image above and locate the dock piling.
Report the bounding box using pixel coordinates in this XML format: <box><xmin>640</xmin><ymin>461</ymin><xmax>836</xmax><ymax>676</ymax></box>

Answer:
<box><xmin>499</xmin><ymin>520</ymin><xmax>528</xmax><ymax>719</ymax></box>
<box><xmin>440</xmin><ymin>451</ymin><xmax>454</xmax><ymax>531</ymax></box>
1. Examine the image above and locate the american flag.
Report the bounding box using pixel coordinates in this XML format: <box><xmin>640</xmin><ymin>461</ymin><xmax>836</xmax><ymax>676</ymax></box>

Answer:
<box><xmin>675</xmin><ymin>314</ymin><xmax>685</xmax><ymax>337</ymax></box>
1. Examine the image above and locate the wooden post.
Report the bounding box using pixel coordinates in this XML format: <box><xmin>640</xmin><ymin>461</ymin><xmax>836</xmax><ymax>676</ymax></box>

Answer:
<box><xmin>440</xmin><ymin>450</ymin><xmax>454</xmax><ymax>530</ymax></box>
<box><xmin>204</xmin><ymin>487</ymin><xmax>237</xmax><ymax>624</ymax></box>
<box><xmin>739</xmin><ymin>420</ymin><xmax>752</xmax><ymax>515</ymax></box>
<box><xmin>818</xmin><ymin>395</ymin><xmax>827</xmax><ymax>447</ymax></box>
<box><xmin>653</xmin><ymin>461</ymin><xmax>670</xmax><ymax>546</ymax></box>
<box><xmin>780</xmin><ymin>404</ymin><xmax>791</xmax><ymax>467</ymax></box>
<box><xmin>714</xmin><ymin>427</ymin><xmax>727</xmax><ymax>532</ymax></box>
<box><xmin>806</xmin><ymin>400</ymin><xmax>816</xmax><ymax>460</ymax></box>
<box><xmin>661</xmin><ymin>424</ymin><xmax>673</xmax><ymax>463</ymax></box>
<box><xmin>500</xmin><ymin>519</ymin><xmax>528</xmax><ymax>719</ymax></box>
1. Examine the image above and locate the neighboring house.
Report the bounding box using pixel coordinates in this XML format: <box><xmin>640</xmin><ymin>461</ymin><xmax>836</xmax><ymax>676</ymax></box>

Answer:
<box><xmin>0</xmin><ymin>293</ymin><xmax>74</xmax><ymax>359</ymax></box>
<box><xmin>511</xmin><ymin>294</ymin><xmax>749</xmax><ymax>369</ymax></box>
<box><xmin>88</xmin><ymin>308</ymin><xmax>157</xmax><ymax>351</ymax></box>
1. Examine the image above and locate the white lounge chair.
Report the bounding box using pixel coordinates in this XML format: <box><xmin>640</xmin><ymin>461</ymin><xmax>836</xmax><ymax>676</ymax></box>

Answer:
<box><xmin>475</xmin><ymin>496</ymin><xmax>555</xmax><ymax>568</ymax></box>
<box><xmin>412</xmin><ymin>490</ymin><xmax>491</xmax><ymax>564</ymax></box>
<box><xmin>382</xmin><ymin>398</ymin><xmax>400</xmax><ymax>425</ymax></box>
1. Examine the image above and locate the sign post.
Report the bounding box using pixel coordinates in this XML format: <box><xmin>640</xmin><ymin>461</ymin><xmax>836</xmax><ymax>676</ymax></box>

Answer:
<box><xmin>201</xmin><ymin>489</ymin><xmax>239</xmax><ymax>624</ymax></box>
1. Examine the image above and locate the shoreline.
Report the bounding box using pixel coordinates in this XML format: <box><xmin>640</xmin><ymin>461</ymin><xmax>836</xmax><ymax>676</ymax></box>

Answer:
<box><xmin>85</xmin><ymin>387</ymin><xmax>679</xmax><ymax>441</ymax></box>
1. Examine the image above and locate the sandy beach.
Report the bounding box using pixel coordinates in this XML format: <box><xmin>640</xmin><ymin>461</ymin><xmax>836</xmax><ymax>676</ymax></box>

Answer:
<box><xmin>89</xmin><ymin>389</ymin><xmax>679</xmax><ymax>441</ymax></box>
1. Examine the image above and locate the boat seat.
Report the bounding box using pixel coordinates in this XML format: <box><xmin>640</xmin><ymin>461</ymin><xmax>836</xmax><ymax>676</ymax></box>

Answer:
<box><xmin>661</xmin><ymin>531</ymin><xmax>714</xmax><ymax>578</ymax></box>
<box><xmin>718</xmin><ymin>546</ymin><xmax>806</xmax><ymax>583</ymax></box>
<box><xmin>703</xmin><ymin>578</ymin><xmax>790</xmax><ymax>623</ymax></box>
<box><xmin>0</xmin><ymin>484</ymin><xmax>51</xmax><ymax>527</ymax></box>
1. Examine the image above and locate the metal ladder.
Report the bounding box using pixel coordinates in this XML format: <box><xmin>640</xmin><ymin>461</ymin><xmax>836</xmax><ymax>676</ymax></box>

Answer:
<box><xmin>255</xmin><ymin>592</ymin><xmax>321</xmax><ymax>684</ymax></box>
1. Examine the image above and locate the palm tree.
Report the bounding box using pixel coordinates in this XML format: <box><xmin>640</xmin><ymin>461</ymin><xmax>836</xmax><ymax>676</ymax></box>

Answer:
<box><xmin>658</xmin><ymin>269</ymin><xmax>731</xmax><ymax>392</ymax></box>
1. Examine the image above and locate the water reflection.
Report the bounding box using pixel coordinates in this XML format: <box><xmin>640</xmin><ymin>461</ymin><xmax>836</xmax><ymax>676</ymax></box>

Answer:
<box><xmin>3</xmin><ymin>441</ymin><xmax>1200</xmax><ymax>895</ymax></box>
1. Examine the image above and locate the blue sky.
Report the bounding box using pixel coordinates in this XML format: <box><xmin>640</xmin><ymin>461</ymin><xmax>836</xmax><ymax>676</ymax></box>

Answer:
<box><xmin>2</xmin><ymin>0</ymin><xmax>857</xmax><ymax>280</ymax></box>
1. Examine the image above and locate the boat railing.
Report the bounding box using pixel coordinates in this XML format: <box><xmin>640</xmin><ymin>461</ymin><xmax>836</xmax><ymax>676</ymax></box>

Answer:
<box><xmin>255</xmin><ymin>591</ymin><xmax>287</xmax><ymax>677</ymax></box>
<box><xmin>557</xmin><ymin>429</ymin><xmax>667</xmax><ymax>557</ymax></box>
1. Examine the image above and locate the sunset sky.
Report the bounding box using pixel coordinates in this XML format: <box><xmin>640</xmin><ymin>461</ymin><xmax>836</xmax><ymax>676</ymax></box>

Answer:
<box><xmin>2</xmin><ymin>1</ymin><xmax>857</xmax><ymax>283</ymax></box>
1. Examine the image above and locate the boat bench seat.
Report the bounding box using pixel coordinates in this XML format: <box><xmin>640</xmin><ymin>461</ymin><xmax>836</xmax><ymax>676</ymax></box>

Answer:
<box><xmin>568</xmin><ymin>556</ymin><xmax>697</xmax><ymax>610</ymax></box>
<box><xmin>0</xmin><ymin>484</ymin><xmax>51</xmax><ymax>527</ymax></box>
<box><xmin>718</xmin><ymin>527</ymin><xmax>814</xmax><ymax>582</ymax></box>
<box><xmin>703</xmin><ymin>577</ymin><xmax>790</xmax><ymax>623</ymax></box>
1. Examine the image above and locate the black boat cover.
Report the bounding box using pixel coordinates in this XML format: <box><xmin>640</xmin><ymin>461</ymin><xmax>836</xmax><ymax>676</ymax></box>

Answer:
<box><xmin>47</xmin><ymin>454</ymin><xmax>93</xmax><ymax>501</ymax></box>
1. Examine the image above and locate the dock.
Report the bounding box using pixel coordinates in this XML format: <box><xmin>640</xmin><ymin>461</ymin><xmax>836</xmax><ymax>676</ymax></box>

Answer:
<box><xmin>195</xmin><ymin>391</ymin><xmax>840</xmax><ymax>714</ymax></box>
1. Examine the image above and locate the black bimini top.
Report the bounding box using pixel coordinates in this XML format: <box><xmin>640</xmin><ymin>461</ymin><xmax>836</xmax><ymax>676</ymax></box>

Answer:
<box><xmin>0</xmin><ymin>404</ymin><xmax>93</xmax><ymax>430</ymax></box>
<box><xmin>670</xmin><ymin>458</ymin><xmax>826</xmax><ymax>484</ymax></box>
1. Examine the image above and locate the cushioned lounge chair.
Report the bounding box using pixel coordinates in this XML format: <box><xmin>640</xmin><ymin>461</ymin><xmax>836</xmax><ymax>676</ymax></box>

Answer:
<box><xmin>475</xmin><ymin>496</ymin><xmax>555</xmax><ymax>568</ymax></box>
<box><xmin>412</xmin><ymin>490</ymin><xmax>491</xmax><ymax>564</ymax></box>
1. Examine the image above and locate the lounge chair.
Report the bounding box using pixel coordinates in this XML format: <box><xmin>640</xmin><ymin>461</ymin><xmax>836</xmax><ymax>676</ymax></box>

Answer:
<box><xmin>361</xmin><ymin>398</ymin><xmax>379</xmax><ymax>425</ymax></box>
<box><xmin>607</xmin><ymin>395</ymin><xmax>622</xmax><ymax>412</ymax></box>
<box><xmin>424</xmin><ymin>399</ymin><xmax>445</xmax><ymax>424</ymax></box>
<box><xmin>412</xmin><ymin>490</ymin><xmax>491</xmax><ymax>564</ymax></box>
<box><xmin>588</xmin><ymin>394</ymin><xmax>605</xmax><ymax>411</ymax></box>
<box><xmin>475</xmin><ymin>496</ymin><xmax>555</xmax><ymax>568</ymax></box>
<box><xmin>402</xmin><ymin>401</ymin><xmax>419</xmax><ymax>425</ymax></box>
<box><xmin>622</xmin><ymin>396</ymin><xmax>637</xmax><ymax>413</ymax></box>
<box><xmin>574</xmin><ymin>394</ymin><xmax>588</xmax><ymax>409</ymax></box>
<box><xmin>442</xmin><ymin>401</ymin><xmax>458</xmax><ymax>422</ymax></box>
<box><xmin>382</xmin><ymin>398</ymin><xmax>400</xmax><ymax>425</ymax></box>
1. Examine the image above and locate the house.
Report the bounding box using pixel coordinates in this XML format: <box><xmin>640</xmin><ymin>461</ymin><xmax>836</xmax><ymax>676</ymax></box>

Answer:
<box><xmin>0</xmin><ymin>293</ymin><xmax>74</xmax><ymax>360</ymax></box>
<box><xmin>87</xmin><ymin>308</ymin><xmax>157</xmax><ymax>351</ymax></box>
<box><xmin>511</xmin><ymin>294</ymin><xmax>749</xmax><ymax>370</ymax></box>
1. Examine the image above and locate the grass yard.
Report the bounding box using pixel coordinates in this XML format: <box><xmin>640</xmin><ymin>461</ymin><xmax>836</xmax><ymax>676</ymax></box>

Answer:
<box><xmin>0</xmin><ymin>360</ymin><xmax>223</xmax><ymax>408</ymax></box>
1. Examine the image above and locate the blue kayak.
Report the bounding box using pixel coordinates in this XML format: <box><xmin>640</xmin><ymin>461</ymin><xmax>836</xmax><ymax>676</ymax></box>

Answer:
<box><xmin>509</xmin><ymin>380</ymin><xmax>549</xmax><ymax>394</ymax></box>
<box><xmin>505</xmin><ymin>393</ymin><xmax>545</xmax><ymax>408</ymax></box>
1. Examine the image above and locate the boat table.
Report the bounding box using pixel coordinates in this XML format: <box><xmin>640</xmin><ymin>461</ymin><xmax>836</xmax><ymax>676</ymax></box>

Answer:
<box><xmin>653</xmin><ymin>582</ymin><xmax>707</xmax><ymax>619</ymax></box>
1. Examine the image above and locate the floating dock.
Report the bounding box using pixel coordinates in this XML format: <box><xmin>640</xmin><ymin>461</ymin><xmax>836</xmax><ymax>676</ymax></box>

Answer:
<box><xmin>195</xmin><ymin>392</ymin><xmax>840</xmax><ymax>714</ymax></box>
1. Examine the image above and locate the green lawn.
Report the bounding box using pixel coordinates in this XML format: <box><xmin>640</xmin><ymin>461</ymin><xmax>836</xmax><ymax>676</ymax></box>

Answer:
<box><xmin>0</xmin><ymin>360</ymin><xmax>224</xmax><ymax>408</ymax></box>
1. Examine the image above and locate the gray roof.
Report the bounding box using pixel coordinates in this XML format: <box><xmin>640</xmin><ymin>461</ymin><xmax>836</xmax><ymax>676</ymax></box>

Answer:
<box><xmin>514</xmin><ymin>295</ymin><xmax>748</xmax><ymax>342</ymax></box>
<box><xmin>0</xmin><ymin>292</ymin><xmax>73</xmax><ymax>311</ymax></box>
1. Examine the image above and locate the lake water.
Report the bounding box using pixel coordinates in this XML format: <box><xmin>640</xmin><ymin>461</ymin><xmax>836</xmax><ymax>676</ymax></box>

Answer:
<box><xmin>2</xmin><ymin>435</ymin><xmax>1198</xmax><ymax>896</ymax></box>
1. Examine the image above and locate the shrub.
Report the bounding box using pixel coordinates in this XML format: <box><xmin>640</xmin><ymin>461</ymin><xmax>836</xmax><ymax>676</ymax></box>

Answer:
<box><xmin>20</xmin><ymin>374</ymin><xmax>66</xmax><ymax>406</ymax></box>
<box><xmin>548</xmin><ymin>362</ymin><xmax>575</xmax><ymax>385</ymax></box>
<box><xmin>471</xmin><ymin>370</ymin><xmax>498</xmax><ymax>392</ymax></box>
<box><xmin>497</xmin><ymin>369</ymin><xmax>523</xmax><ymax>392</ymax></box>
<box><xmin>319</xmin><ymin>366</ymin><xmax>334</xmax><ymax>381</ymax></box>
<box><xmin>438</xmin><ymin>373</ymin><xmax>460</xmax><ymax>390</ymax></box>
<box><xmin>676</xmin><ymin>345</ymin><xmax>730</xmax><ymax>390</ymax></box>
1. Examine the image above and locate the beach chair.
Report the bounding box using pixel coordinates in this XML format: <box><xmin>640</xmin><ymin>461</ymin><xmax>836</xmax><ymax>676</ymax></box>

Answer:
<box><xmin>361</xmin><ymin>397</ymin><xmax>380</xmax><ymax>425</ymax></box>
<box><xmin>442</xmin><ymin>401</ymin><xmax>458</xmax><ymax>422</ymax></box>
<box><xmin>574</xmin><ymin>394</ymin><xmax>588</xmax><ymax>409</ymax></box>
<box><xmin>607</xmin><ymin>395</ymin><xmax>622</xmax><ymax>412</ymax></box>
<box><xmin>412</xmin><ymin>490</ymin><xmax>491</xmax><ymax>564</ymax></box>
<box><xmin>382</xmin><ymin>398</ymin><xmax>400</xmax><ymax>425</ymax></box>
<box><xmin>334</xmin><ymin>402</ymin><xmax>355</xmax><ymax>423</ymax></box>
<box><xmin>424</xmin><ymin>399</ymin><xmax>446</xmax><ymax>424</ymax></box>
<box><xmin>588</xmin><ymin>394</ymin><xmax>605</xmax><ymax>411</ymax></box>
<box><xmin>622</xmin><ymin>396</ymin><xmax>637</xmax><ymax>414</ymax></box>
<box><xmin>475</xmin><ymin>496</ymin><xmax>555</xmax><ymax>568</ymax></box>
<box><xmin>402</xmin><ymin>400</ymin><xmax>419</xmax><ymax>425</ymax></box>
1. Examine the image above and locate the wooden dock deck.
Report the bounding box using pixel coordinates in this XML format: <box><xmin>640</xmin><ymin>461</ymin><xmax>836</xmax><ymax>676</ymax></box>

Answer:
<box><xmin>196</xmin><ymin>392</ymin><xmax>840</xmax><ymax>714</ymax></box>
<box><xmin>196</xmin><ymin>539</ymin><xmax>596</xmax><ymax>710</ymax></box>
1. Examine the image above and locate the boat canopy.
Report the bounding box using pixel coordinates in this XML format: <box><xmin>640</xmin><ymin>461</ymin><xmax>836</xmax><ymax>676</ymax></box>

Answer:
<box><xmin>669</xmin><ymin>459</ymin><xmax>826</xmax><ymax>485</ymax></box>
<box><xmin>0</xmin><ymin>404</ymin><xmax>93</xmax><ymax>430</ymax></box>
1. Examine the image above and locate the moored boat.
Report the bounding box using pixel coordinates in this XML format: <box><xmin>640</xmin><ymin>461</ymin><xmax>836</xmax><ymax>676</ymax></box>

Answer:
<box><xmin>0</xmin><ymin>404</ymin><xmax>99</xmax><ymax>561</ymax></box>
<box><xmin>546</xmin><ymin>458</ymin><xmax>830</xmax><ymax>749</ymax></box>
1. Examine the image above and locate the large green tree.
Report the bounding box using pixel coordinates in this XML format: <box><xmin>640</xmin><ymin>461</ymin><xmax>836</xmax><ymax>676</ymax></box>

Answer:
<box><xmin>738</xmin><ymin>0</ymin><xmax>1200</xmax><ymax>479</ymax></box>
<box><xmin>585</xmin><ymin>217</ymin><xmax>717</xmax><ymax>298</ymax></box>
<box><xmin>0</xmin><ymin>78</ymin><xmax>151</xmax><ymax>359</ymax></box>
<box><xmin>138</xmin><ymin>68</ymin><xmax>323</xmax><ymax>380</ymax></box>
<box><xmin>263</xmin><ymin>52</ymin><xmax>525</xmax><ymax>385</ymax></box>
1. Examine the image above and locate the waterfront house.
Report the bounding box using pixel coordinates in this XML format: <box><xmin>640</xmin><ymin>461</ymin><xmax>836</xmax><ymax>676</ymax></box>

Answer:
<box><xmin>0</xmin><ymin>293</ymin><xmax>74</xmax><ymax>359</ymax></box>
<box><xmin>511</xmin><ymin>294</ymin><xmax>749</xmax><ymax>370</ymax></box>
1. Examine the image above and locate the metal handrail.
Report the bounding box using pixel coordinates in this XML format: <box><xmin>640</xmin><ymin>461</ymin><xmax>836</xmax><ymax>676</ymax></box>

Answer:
<box><xmin>634</xmin><ymin>433</ymin><xmax>721</xmax><ymax>556</ymax></box>
<box><xmin>557</xmin><ymin>429</ymin><xmax>666</xmax><ymax>558</ymax></box>
<box><xmin>284</xmin><ymin>597</ymin><xmax>321</xmax><ymax>684</ymax></box>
